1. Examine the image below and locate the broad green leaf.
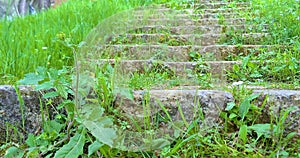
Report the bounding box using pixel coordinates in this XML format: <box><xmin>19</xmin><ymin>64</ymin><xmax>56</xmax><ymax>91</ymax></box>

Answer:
<box><xmin>238</xmin><ymin>94</ymin><xmax>260</xmax><ymax>121</ymax></box>
<box><xmin>54</xmin><ymin>131</ymin><xmax>86</xmax><ymax>158</ymax></box>
<box><xmin>232</xmin><ymin>64</ymin><xmax>240</xmax><ymax>72</ymax></box>
<box><xmin>83</xmin><ymin>119</ymin><xmax>116</xmax><ymax>147</ymax></box>
<box><xmin>79</xmin><ymin>104</ymin><xmax>104</xmax><ymax>121</ymax></box>
<box><xmin>18</xmin><ymin>73</ymin><xmax>45</xmax><ymax>85</ymax></box>
<box><xmin>138</xmin><ymin>138</ymin><xmax>171</xmax><ymax>151</ymax></box>
<box><xmin>238</xmin><ymin>99</ymin><xmax>250</xmax><ymax>121</ymax></box>
<box><xmin>246</xmin><ymin>93</ymin><xmax>260</xmax><ymax>101</ymax></box>
<box><xmin>225</xmin><ymin>102</ymin><xmax>235</xmax><ymax>111</ymax></box>
<box><xmin>88</xmin><ymin>141</ymin><xmax>103</xmax><ymax>157</ymax></box>
<box><xmin>80</xmin><ymin>103</ymin><xmax>116</xmax><ymax>147</ymax></box>
<box><xmin>44</xmin><ymin>120</ymin><xmax>65</xmax><ymax>135</ymax></box>
<box><xmin>286</xmin><ymin>132</ymin><xmax>296</xmax><ymax>140</ymax></box>
<box><xmin>26</xmin><ymin>134</ymin><xmax>36</xmax><ymax>147</ymax></box>
<box><xmin>242</xmin><ymin>55</ymin><xmax>250</xmax><ymax>69</ymax></box>
<box><xmin>43</xmin><ymin>91</ymin><xmax>59</xmax><ymax>99</ymax></box>
<box><xmin>35</xmin><ymin>82</ymin><xmax>53</xmax><ymax>90</ymax></box>
<box><xmin>238</xmin><ymin>125</ymin><xmax>248</xmax><ymax>144</ymax></box>
<box><xmin>36</xmin><ymin>66</ymin><xmax>48</xmax><ymax>75</ymax></box>
<box><xmin>113</xmin><ymin>87</ymin><xmax>134</xmax><ymax>100</ymax></box>
<box><xmin>56</xmin><ymin>85</ymin><xmax>68</xmax><ymax>99</ymax></box>
<box><xmin>4</xmin><ymin>146</ymin><xmax>24</xmax><ymax>158</ymax></box>
<box><xmin>26</xmin><ymin>147</ymin><xmax>39</xmax><ymax>158</ymax></box>
<box><xmin>248</xmin><ymin>124</ymin><xmax>274</xmax><ymax>139</ymax></box>
<box><xmin>229</xmin><ymin>113</ymin><xmax>237</xmax><ymax>119</ymax></box>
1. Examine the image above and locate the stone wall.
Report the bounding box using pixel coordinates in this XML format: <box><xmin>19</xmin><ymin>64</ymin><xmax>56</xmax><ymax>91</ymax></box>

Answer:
<box><xmin>0</xmin><ymin>85</ymin><xmax>59</xmax><ymax>144</ymax></box>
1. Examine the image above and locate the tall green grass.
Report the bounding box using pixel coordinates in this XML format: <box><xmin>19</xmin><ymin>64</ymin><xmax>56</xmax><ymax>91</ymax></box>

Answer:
<box><xmin>0</xmin><ymin>0</ymin><xmax>164</xmax><ymax>84</ymax></box>
<box><xmin>251</xmin><ymin>0</ymin><xmax>300</xmax><ymax>44</ymax></box>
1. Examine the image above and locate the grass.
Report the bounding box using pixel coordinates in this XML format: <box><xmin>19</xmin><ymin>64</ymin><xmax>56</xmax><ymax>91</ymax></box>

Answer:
<box><xmin>0</xmin><ymin>0</ymin><xmax>164</xmax><ymax>84</ymax></box>
<box><xmin>219</xmin><ymin>0</ymin><xmax>300</xmax><ymax>88</ymax></box>
<box><xmin>1</xmin><ymin>0</ymin><xmax>300</xmax><ymax>157</ymax></box>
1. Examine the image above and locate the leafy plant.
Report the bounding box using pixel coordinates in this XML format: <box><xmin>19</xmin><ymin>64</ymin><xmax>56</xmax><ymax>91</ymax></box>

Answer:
<box><xmin>18</xmin><ymin>66</ymin><xmax>73</xmax><ymax>99</ymax></box>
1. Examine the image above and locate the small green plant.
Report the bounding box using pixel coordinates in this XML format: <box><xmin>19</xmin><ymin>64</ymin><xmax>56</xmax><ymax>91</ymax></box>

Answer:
<box><xmin>128</xmin><ymin>61</ymin><xmax>178</xmax><ymax>89</ymax></box>
<box><xmin>188</xmin><ymin>52</ymin><xmax>213</xmax><ymax>88</ymax></box>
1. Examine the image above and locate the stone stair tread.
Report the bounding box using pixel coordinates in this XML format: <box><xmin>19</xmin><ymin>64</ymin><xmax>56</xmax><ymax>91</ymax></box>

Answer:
<box><xmin>104</xmin><ymin>44</ymin><xmax>281</xmax><ymax>49</ymax></box>
<box><xmin>163</xmin><ymin>2</ymin><xmax>250</xmax><ymax>9</ymax></box>
<box><xmin>133</xmin><ymin>18</ymin><xmax>247</xmax><ymax>26</ymax></box>
<box><xmin>95</xmin><ymin>59</ymin><xmax>240</xmax><ymax>77</ymax></box>
<box><xmin>135</xmin><ymin>7</ymin><xmax>250</xmax><ymax>14</ymax></box>
<box><xmin>135</xmin><ymin>12</ymin><xmax>245</xmax><ymax>18</ymax></box>
<box><xmin>108</xmin><ymin>33</ymin><xmax>270</xmax><ymax>46</ymax></box>
<box><xmin>98</xmin><ymin>44</ymin><xmax>284</xmax><ymax>61</ymax></box>
<box><xmin>184</xmin><ymin>2</ymin><xmax>251</xmax><ymax>9</ymax></box>
<box><xmin>129</xmin><ymin>24</ymin><xmax>269</xmax><ymax>34</ymax></box>
<box><xmin>190</xmin><ymin>7</ymin><xmax>251</xmax><ymax>13</ymax></box>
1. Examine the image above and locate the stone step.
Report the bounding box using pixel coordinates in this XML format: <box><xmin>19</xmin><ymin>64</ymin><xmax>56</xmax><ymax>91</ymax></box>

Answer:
<box><xmin>95</xmin><ymin>59</ymin><xmax>239</xmax><ymax>78</ymax></box>
<box><xmin>181</xmin><ymin>2</ymin><xmax>251</xmax><ymax>9</ymax></box>
<box><xmin>134</xmin><ymin>12</ymin><xmax>245</xmax><ymax>19</ymax></box>
<box><xmin>134</xmin><ymin>7</ymin><xmax>250</xmax><ymax>15</ymax></box>
<box><xmin>0</xmin><ymin>86</ymin><xmax>58</xmax><ymax>142</ymax></box>
<box><xmin>134</xmin><ymin>18</ymin><xmax>247</xmax><ymax>26</ymax></box>
<box><xmin>1</xmin><ymin>86</ymin><xmax>299</xmax><ymax>142</ymax></box>
<box><xmin>114</xmin><ymin>89</ymin><xmax>300</xmax><ymax>135</ymax></box>
<box><xmin>163</xmin><ymin>2</ymin><xmax>250</xmax><ymax>9</ymax></box>
<box><xmin>128</xmin><ymin>24</ymin><xmax>268</xmax><ymax>34</ymax></box>
<box><xmin>97</xmin><ymin>45</ymin><xmax>285</xmax><ymax>61</ymax></box>
<box><xmin>190</xmin><ymin>7</ymin><xmax>251</xmax><ymax>14</ymax></box>
<box><xmin>108</xmin><ymin>33</ymin><xmax>270</xmax><ymax>46</ymax></box>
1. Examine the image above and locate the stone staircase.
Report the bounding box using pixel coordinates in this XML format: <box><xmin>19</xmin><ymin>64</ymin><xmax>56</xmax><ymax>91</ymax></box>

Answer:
<box><xmin>0</xmin><ymin>0</ymin><xmax>299</xmax><ymax>143</ymax></box>
<box><xmin>95</xmin><ymin>0</ymin><xmax>300</xmax><ymax>135</ymax></box>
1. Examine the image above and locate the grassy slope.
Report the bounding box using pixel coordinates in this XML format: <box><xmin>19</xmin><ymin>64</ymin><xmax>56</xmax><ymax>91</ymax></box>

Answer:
<box><xmin>0</xmin><ymin>0</ymin><xmax>163</xmax><ymax>84</ymax></box>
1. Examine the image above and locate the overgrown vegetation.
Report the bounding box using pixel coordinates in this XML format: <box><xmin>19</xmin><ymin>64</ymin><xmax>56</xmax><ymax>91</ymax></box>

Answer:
<box><xmin>221</xmin><ymin>0</ymin><xmax>300</xmax><ymax>88</ymax></box>
<box><xmin>1</xmin><ymin>0</ymin><xmax>299</xmax><ymax>157</ymax></box>
<box><xmin>0</xmin><ymin>0</ymin><xmax>164</xmax><ymax>84</ymax></box>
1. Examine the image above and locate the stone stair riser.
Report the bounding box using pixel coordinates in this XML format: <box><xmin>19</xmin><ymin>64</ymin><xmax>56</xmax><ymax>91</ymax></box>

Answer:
<box><xmin>114</xmin><ymin>89</ymin><xmax>300</xmax><ymax>135</ymax></box>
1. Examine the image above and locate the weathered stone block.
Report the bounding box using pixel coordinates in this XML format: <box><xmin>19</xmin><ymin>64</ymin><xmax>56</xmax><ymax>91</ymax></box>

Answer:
<box><xmin>0</xmin><ymin>85</ymin><xmax>58</xmax><ymax>144</ymax></box>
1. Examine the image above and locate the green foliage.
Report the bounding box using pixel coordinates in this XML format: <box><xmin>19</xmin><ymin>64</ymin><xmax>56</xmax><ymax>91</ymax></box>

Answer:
<box><xmin>226</xmin><ymin>50</ymin><xmax>300</xmax><ymax>87</ymax></box>
<box><xmin>251</xmin><ymin>0</ymin><xmax>300</xmax><ymax>44</ymax></box>
<box><xmin>0</xmin><ymin>0</ymin><xmax>166</xmax><ymax>84</ymax></box>
<box><xmin>19</xmin><ymin>66</ymin><xmax>73</xmax><ymax>99</ymax></box>
<box><xmin>1</xmin><ymin>0</ymin><xmax>300</xmax><ymax>157</ymax></box>
<box><xmin>88</xmin><ymin>141</ymin><xmax>103</xmax><ymax>157</ymax></box>
<box><xmin>80</xmin><ymin>104</ymin><xmax>117</xmax><ymax>147</ymax></box>
<box><xmin>4</xmin><ymin>146</ymin><xmax>24</xmax><ymax>158</ymax></box>
<box><xmin>54</xmin><ymin>130</ymin><xmax>86</xmax><ymax>158</ymax></box>
<box><xmin>221</xmin><ymin>93</ymin><xmax>260</xmax><ymax>127</ymax></box>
